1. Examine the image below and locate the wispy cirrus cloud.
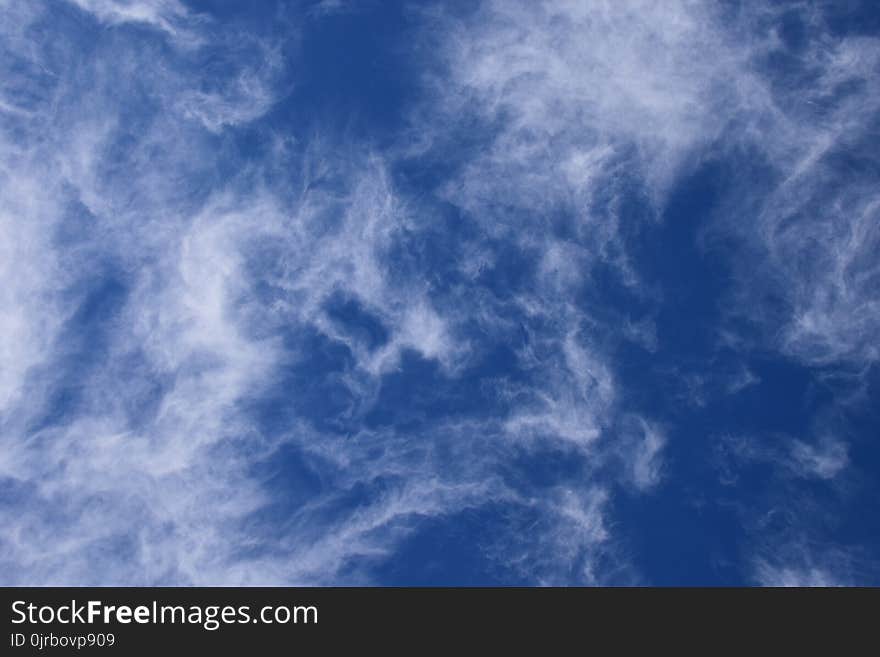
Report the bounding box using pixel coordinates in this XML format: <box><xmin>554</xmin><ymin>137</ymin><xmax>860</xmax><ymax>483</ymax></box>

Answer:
<box><xmin>66</xmin><ymin>0</ymin><xmax>194</xmax><ymax>38</ymax></box>
<box><xmin>0</xmin><ymin>0</ymin><xmax>627</xmax><ymax>584</ymax></box>
<box><xmin>0</xmin><ymin>0</ymin><xmax>291</xmax><ymax>584</ymax></box>
<box><xmin>1</xmin><ymin>0</ymin><xmax>877</xmax><ymax>586</ymax></box>
<box><xmin>410</xmin><ymin>0</ymin><xmax>879</xmax><ymax>582</ymax></box>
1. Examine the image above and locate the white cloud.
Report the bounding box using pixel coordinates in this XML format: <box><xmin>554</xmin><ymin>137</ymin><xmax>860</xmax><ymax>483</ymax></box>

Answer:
<box><xmin>790</xmin><ymin>438</ymin><xmax>848</xmax><ymax>481</ymax></box>
<box><xmin>0</xmin><ymin>0</ymin><xmax>296</xmax><ymax>584</ymax></box>
<box><xmin>754</xmin><ymin>561</ymin><xmax>843</xmax><ymax>587</ymax></box>
<box><xmin>713</xmin><ymin>11</ymin><xmax>880</xmax><ymax>368</ymax></box>
<box><xmin>752</xmin><ymin>537</ymin><xmax>863</xmax><ymax>588</ymax></box>
<box><xmin>0</xmin><ymin>0</ymin><xmax>548</xmax><ymax>584</ymax></box>
<box><xmin>4</xmin><ymin>0</ymin><xmax>874</xmax><ymax>586</ymax></box>
<box><xmin>67</xmin><ymin>0</ymin><xmax>194</xmax><ymax>39</ymax></box>
<box><xmin>716</xmin><ymin>432</ymin><xmax>849</xmax><ymax>484</ymax></box>
<box><xmin>431</xmin><ymin>0</ymin><xmax>759</xmax><ymax>218</ymax></box>
<box><xmin>429</xmin><ymin>1</ymin><xmax>880</xmax><ymax>374</ymax></box>
<box><xmin>630</xmin><ymin>420</ymin><xmax>666</xmax><ymax>491</ymax></box>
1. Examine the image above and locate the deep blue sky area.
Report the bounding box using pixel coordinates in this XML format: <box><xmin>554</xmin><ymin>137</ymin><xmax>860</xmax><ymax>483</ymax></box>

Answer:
<box><xmin>1</xmin><ymin>0</ymin><xmax>878</xmax><ymax>586</ymax></box>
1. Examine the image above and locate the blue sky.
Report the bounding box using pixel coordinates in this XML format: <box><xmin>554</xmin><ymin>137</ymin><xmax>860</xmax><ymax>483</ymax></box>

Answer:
<box><xmin>1</xmin><ymin>0</ymin><xmax>879</xmax><ymax>586</ymax></box>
